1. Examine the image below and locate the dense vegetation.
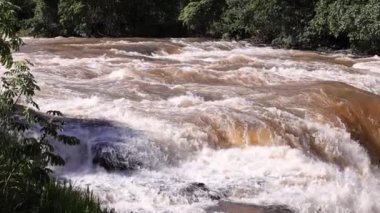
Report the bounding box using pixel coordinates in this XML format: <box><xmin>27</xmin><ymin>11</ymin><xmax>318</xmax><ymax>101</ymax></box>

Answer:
<box><xmin>11</xmin><ymin>0</ymin><xmax>189</xmax><ymax>37</ymax></box>
<box><xmin>179</xmin><ymin>0</ymin><xmax>380</xmax><ymax>53</ymax></box>
<box><xmin>9</xmin><ymin>0</ymin><xmax>380</xmax><ymax>53</ymax></box>
<box><xmin>0</xmin><ymin>1</ymin><xmax>107</xmax><ymax>212</ymax></box>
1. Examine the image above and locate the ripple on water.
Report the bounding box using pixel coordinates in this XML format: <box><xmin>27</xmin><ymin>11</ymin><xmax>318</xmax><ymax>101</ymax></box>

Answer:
<box><xmin>17</xmin><ymin>38</ymin><xmax>380</xmax><ymax>213</ymax></box>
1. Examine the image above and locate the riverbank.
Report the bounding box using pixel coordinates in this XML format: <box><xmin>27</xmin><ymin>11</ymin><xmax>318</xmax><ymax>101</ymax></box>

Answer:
<box><xmin>11</xmin><ymin>0</ymin><xmax>380</xmax><ymax>54</ymax></box>
<box><xmin>0</xmin><ymin>130</ymin><xmax>108</xmax><ymax>213</ymax></box>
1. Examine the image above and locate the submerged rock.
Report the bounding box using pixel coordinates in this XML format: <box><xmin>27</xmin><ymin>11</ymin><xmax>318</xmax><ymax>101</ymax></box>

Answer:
<box><xmin>91</xmin><ymin>143</ymin><xmax>142</xmax><ymax>172</ymax></box>
<box><xmin>207</xmin><ymin>201</ymin><xmax>294</xmax><ymax>213</ymax></box>
<box><xmin>180</xmin><ymin>182</ymin><xmax>224</xmax><ymax>203</ymax></box>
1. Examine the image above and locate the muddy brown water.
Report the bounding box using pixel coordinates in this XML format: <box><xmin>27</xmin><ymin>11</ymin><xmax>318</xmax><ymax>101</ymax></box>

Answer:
<box><xmin>11</xmin><ymin>37</ymin><xmax>380</xmax><ymax>213</ymax></box>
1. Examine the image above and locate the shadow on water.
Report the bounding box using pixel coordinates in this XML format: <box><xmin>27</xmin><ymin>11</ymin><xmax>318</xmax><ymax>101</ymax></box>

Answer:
<box><xmin>54</xmin><ymin>116</ymin><xmax>154</xmax><ymax>173</ymax></box>
<box><xmin>207</xmin><ymin>201</ymin><xmax>294</xmax><ymax>213</ymax></box>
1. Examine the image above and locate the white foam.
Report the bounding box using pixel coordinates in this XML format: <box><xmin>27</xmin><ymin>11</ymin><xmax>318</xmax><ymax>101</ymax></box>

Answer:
<box><xmin>353</xmin><ymin>61</ymin><xmax>380</xmax><ymax>73</ymax></box>
<box><xmin>17</xmin><ymin>38</ymin><xmax>380</xmax><ymax>213</ymax></box>
<box><xmin>168</xmin><ymin>94</ymin><xmax>204</xmax><ymax>107</ymax></box>
<box><xmin>61</xmin><ymin>146</ymin><xmax>380</xmax><ymax>213</ymax></box>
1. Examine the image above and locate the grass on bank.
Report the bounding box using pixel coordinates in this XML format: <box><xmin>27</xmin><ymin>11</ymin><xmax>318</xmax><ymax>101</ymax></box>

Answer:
<box><xmin>40</xmin><ymin>182</ymin><xmax>108</xmax><ymax>213</ymax></box>
<box><xmin>0</xmin><ymin>131</ymin><xmax>108</xmax><ymax>213</ymax></box>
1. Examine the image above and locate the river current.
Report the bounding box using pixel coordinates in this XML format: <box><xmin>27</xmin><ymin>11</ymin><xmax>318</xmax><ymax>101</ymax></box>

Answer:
<box><xmin>15</xmin><ymin>38</ymin><xmax>380</xmax><ymax>212</ymax></box>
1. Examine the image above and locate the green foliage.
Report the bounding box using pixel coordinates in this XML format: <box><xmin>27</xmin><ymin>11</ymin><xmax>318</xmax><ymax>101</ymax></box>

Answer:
<box><xmin>8</xmin><ymin>0</ymin><xmax>380</xmax><ymax>52</ymax></box>
<box><xmin>0</xmin><ymin>1</ymin><xmax>22</xmax><ymax>68</ymax></box>
<box><xmin>214</xmin><ymin>0</ymin><xmax>253</xmax><ymax>39</ymax></box>
<box><xmin>0</xmin><ymin>1</ymin><xmax>106</xmax><ymax>212</ymax></box>
<box><xmin>179</xmin><ymin>0</ymin><xmax>380</xmax><ymax>53</ymax></box>
<box><xmin>126</xmin><ymin>0</ymin><xmax>186</xmax><ymax>36</ymax></box>
<box><xmin>18</xmin><ymin>0</ymin><xmax>188</xmax><ymax>37</ymax></box>
<box><xmin>82</xmin><ymin>0</ymin><xmax>120</xmax><ymax>36</ymax></box>
<box><xmin>179</xmin><ymin>0</ymin><xmax>226</xmax><ymax>35</ymax></box>
<box><xmin>9</xmin><ymin>0</ymin><xmax>36</xmax><ymax>32</ymax></box>
<box><xmin>311</xmin><ymin>0</ymin><xmax>380</xmax><ymax>53</ymax></box>
<box><xmin>80</xmin><ymin>0</ymin><xmax>186</xmax><ymax>37</ymax></box>
<box><xmin>31</xmin><ymin>0</ymin><xmax>61</xmax><ymax>37</ymax></box>
<box><xmin>58</xmin><ymin>0</ymin><xmax>86</xmax><ymax>36</ymax></box>
<box><xmin>180</xmin><ymin>0</ymin><xmax>317</xmax><ymax>47</ymax></box>
<box><xmin>39</xmin><ymin>182</ymin><xmax>107</xmax><ymax>213</ymax></box>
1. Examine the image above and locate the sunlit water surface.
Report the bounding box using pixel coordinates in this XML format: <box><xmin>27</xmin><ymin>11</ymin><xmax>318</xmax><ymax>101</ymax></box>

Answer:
<box><xmin>13</xmin><ymin>38</ymin><xmax>380</xmax><ymax>213</ymax></box>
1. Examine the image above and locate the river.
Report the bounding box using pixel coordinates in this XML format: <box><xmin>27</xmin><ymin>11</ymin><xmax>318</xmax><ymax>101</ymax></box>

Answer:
<box><xmin>16</xmin><ymin>38</ymin><xmax>380</xmax><ymax>212</ymax></box>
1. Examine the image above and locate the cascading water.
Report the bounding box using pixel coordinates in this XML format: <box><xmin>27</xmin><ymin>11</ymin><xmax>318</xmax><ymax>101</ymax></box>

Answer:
<box><xmin>14</xmin><ymin>37</ymin><xmax>380</xmax><ymax>213</ymax></box>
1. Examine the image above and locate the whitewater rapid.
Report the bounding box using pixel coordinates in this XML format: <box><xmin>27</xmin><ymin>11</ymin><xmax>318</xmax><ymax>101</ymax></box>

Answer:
<box><xmin>15</xmin><ymin>38</ymin><xmax>380</xmax><ymax>213</ymax></box>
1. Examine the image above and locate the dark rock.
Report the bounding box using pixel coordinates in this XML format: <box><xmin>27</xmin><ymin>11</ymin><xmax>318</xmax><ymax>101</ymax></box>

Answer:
<box><xmin>91</xmin><ymin>143</ymin><xmax>142</xmax><ymax>172</ymax></box>
<box><xmin>207</xmin><ymin>201</ymin><xmax>294</xmax><ymax>213</ymax></box>
<box><xmin>180</xmin><ymin>182</ymin><xmax>224</xmax><ymax>203</ymax></box>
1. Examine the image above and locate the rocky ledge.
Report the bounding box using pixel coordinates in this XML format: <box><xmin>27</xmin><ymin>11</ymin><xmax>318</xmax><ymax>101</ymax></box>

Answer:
<box><xmin>91</xmin><ymin>142</ymin><xmax>142</xmax><ymax>172</ymax></box>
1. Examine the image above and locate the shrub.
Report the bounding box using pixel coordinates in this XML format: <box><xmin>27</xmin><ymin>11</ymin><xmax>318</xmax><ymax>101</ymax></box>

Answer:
<box><xmin>0</xmin><ymin>1</ymin><xmax>107</xmax><ymax>212</ymax></box>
